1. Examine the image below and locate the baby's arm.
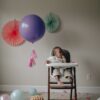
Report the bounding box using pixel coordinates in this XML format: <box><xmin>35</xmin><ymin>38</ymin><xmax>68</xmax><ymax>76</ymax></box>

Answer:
<box><xmin>46</xmin><ymin>57</ymin><xmax>52</xmax><ymax>64</ymax></box>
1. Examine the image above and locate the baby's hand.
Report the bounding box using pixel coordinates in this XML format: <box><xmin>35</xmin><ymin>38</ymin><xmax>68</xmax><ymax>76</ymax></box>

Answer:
<box><xmin>46</xmin><ymin>60</ymin><xmax>51</xmax><ymax>64</ymax></box>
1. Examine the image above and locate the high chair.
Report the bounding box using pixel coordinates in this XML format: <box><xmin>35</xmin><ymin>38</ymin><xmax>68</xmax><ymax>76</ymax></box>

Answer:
<box><xmin>46</xmin><ymin>49</ymin><xmax>78</xmax><ymax>100</ymax></box>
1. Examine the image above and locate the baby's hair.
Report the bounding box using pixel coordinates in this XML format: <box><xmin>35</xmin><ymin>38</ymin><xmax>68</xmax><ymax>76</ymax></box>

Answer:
<box><xmin>52</xmin><ymin>46</ymin><xmax>64</xmax><ymax>56</ymax></box>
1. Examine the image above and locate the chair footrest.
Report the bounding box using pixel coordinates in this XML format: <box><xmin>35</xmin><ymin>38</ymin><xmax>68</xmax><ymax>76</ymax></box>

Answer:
<box><xmin>50</xmin><ymin>84</ymin><xmax>75</xmax><ymax>89</ymax></box>
<box><xmin>50</xmin><ymin>81</ymin><xmax>72</xmax><ymax>84</ymax></box>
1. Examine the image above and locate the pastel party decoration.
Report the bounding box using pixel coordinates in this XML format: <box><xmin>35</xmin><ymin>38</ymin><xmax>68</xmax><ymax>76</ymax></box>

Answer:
<box><xmin>20</xmin><ymin>14</ymin><xmax>45</xmax><ymax>43</ymax></box>
<box><xmin>10</xmin><ymin>89</ymin><xmax>25</xmax><ymax>100</ymax></box>
<box><xmin>30</xmin><ymin>95</ymin><xmax>44</xmax><ymax>100</ymax></box>
<box><xmin>44</xmin><ymin>12</ymin><xmax>60</xmax><ymax>33</ymax></box>
<box><xmin>2</xmin><ymin>19</ymin><xmax>25</xmax><ymax>46</ymax></box>
<box><xmin>0</xmin><ymin>94</ymin><xmax>10</xmax><ymax>100</ymax></box>
<box><xmin>28</xmin><ymin>49</ymin><xmax>37</xmax><ymax>67</ymax></box>
<box><xmin>28</xmin><ymin>88</ymin><xmax>37</xmax><ymax>96</ymax></box>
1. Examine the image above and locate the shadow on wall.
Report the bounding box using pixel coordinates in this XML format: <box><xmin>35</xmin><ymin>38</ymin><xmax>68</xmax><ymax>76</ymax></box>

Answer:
<box><xmin>60</xmin><ymin>30</ymin><xmax>83</xmax><ymax>47</ymax></box>
<box><xmin>45</xmin><ymin>29</ymin><xmax>83</xmax><ymax>48</ymax></box>
<box><xmin>0</xmin><ymin>0</ymin><xmax>3</xmax><ymax>10</ymax></box>
<box><xmin>82</xmin><ymin>56</ymin><xmax>100</xmax><ymax>86</ymax></box>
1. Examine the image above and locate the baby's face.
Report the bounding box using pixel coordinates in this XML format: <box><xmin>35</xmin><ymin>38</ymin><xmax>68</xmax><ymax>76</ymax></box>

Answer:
<box><xmin>54</xmin><ymin>48</ymin><xmax>62</xmax><ymax>58</ymax></box>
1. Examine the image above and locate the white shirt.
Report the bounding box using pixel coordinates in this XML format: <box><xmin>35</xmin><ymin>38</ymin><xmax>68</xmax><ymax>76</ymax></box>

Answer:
<box><xmin>47</xmin><ymin>56</ymin><xmax>66</xmax><ymax>63</ymax></box>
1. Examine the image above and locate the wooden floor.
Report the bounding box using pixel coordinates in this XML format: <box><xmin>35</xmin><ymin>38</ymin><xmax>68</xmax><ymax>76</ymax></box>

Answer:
<box><xmin>0</xmin><ymin>91</ymin><xmax>100</xmax><ymax>100</ymax></box>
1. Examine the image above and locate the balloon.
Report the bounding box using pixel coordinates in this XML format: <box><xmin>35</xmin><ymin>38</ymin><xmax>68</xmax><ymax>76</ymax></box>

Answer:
<box><xmin>0</xmin><ymin>94</ymin><xmax>10</xmax><ymax>100</ymax></box>
<box><xmin>10</xmin><ymin>89</ymin><xmax>25</xmax><ymax>100</ymax></box>
<box><xmin>28</xmin><ymin>88</ymin><xmax>37</xmax><ymax>96</ymax></box>
<box><xmin>20</xmin><ymin>14</ymin><xmax>45</xmax><ymax>43</ymax></box>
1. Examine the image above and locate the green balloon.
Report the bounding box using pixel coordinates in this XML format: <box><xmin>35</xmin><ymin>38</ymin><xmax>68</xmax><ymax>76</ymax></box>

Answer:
<box><xmin>29</xmin><ymin>88</ymin><xmax>37</xmax><ymax>96</ymax></box>
<box><xmin>44</xmin><ymin>13</ymin><xmax>60</xmax><ymax>33</ymax></box>
<box><xmin>10</xmin><ymin>89</ymin><xmax>25</xmax><ymax>100</ymax></box>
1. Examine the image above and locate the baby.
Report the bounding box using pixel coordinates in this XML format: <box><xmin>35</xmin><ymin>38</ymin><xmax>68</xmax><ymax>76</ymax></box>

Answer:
<box><xmin>46</xmin><ymin>46</ymin><xmax>72</xmax><ymax>85</ymax></box>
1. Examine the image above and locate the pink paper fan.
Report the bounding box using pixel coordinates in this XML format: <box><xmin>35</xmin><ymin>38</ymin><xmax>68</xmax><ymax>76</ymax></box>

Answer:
<box><xmin>2</xmin><ymin>19</ymin><xmax>25</xmax><ymax>46</ymax></box>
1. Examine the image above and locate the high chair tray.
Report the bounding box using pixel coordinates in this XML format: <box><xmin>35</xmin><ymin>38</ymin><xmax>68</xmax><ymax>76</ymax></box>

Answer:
<box><xmin>46</xmin><ymin>62</ymin><xmax>78</xmax><ymax>68</ymax></box>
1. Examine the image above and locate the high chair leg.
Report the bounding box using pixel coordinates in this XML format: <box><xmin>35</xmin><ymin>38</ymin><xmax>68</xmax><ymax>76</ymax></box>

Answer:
<box><xmin>70</xmin><ymin>89</ymin><xmax>73</xmax><ymax>100</ymax></box>
<box><xmin>48</xmin><ymin>67</ymin><xmax>50</xmax><ymax>100</ymax></box>
<box><xmin>74</xmin><ymin>67</ymin><xmax>77</xmax><ymax>100</ymax></box>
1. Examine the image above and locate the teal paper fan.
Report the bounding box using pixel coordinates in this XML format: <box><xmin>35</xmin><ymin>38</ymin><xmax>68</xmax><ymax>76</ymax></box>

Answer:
<box><xmin>44</xmin><ymin>13</ymin><xmax>60</xmax><ymax>33</ymax></box>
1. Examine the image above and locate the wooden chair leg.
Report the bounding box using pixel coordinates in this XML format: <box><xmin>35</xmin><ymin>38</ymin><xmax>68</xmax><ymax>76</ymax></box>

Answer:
<box><xmin>48</xmin><ymin>86</ymin><xmax>50</xmax><ymax>100</ymax></box>
<box><xmin>70</xmin><ymin>68</ymin><xmax>73</xmax><ymax>100</ymax></box>
<box><xmin>48</xmin><ymin>68</ymin><xmax>50</xmax><ymax>100</ymax></box>
<box><xmin>74</xmin><ymin>87</ymin><xmax>77</xmax><ymax>100</ymax></box>
<box><xmin>74</xmin><ymin>67</ymin><xmax>77</xmax><ymax>100</ymax></box>
<box><xmin>70</xmin><ymin>89</ymin><xmax>73</xmax><ymax>100</ymax></box>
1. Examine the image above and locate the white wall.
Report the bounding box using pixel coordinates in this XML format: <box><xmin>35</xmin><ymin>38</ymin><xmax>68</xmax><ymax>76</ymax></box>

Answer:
<box><xmin>0</xmin><ymin>0</ymin><xmax>100</xmax><ymax>90</ymax></box>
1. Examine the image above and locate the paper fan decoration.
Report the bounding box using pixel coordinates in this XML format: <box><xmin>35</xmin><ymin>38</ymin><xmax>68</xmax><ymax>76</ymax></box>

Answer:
<box><xmin>44</xmin><ymin>13</ymin><xmax>60</xmax><ymax>33</ymax></box>
<box><xmin>2</xmin><ymin>19</ymin><xmax>25</xmax><ymax>46</ymax></box>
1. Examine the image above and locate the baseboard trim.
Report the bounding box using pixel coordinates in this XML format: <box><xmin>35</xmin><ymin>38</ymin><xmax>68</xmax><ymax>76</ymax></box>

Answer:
<box><xmin>0</xmin><ymin>85</ymin><xmax>100</xmax><ymax>93</ymax></box>
<box><xmin>78</xmin><ymin>86</ymin><xmax>100</xmax><ymax>94</ymax></box>
<box><xmin>0</xmin><ymin>85</ymin><xmax>47</xmax><ymax>92</ymax></box>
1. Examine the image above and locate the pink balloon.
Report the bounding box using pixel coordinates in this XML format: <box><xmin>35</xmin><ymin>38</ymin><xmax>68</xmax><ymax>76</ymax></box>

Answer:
<box><xmin>0</xmin><ymin>94</ymin><xmax>10</xmax><ymax>100</ymax></box>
